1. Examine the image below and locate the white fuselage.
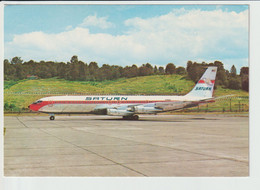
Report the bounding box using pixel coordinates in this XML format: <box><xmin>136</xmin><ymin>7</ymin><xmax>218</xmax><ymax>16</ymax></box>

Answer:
<box><xmin>29</xmin><ymin>95</ymin><xmax>207</xmax><ymax>114</ymax></box>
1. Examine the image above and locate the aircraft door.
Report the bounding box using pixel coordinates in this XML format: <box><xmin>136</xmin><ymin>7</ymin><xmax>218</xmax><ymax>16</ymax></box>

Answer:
<box><xmin>48</xmin><ymin>100</ymin><xmax>54</xmax><ymax>107</ymax></box>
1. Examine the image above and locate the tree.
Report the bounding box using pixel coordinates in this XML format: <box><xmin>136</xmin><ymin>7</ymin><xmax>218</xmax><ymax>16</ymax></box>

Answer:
<box><xmin>158</xmin><ymin>66</ymin><xmax>164</xmax><ymax>74</ymax></box>
<box><xmin>70</xmin><ymin>55</ymin><xmax>79</xmax><ymax>64</ymax></box>
<box><xmin>176</xmin><ymin>66</ymin><xmax>186</xmax><ymax>75</ymax></box>
<box><xmin>56</xmin><ymin>62</ymin><xmax>66</xmax><ymax>79</ymax></box>
<box><xmin>240</xmin><ymin>67</ymin><xmax>249</xmax><ymax>76</ymax></box>
<box><xmin>88</xmin><ymin>62</ymin><xmax>99</xmax><ymax>80</ymax></box>
<box><xmin>111</xmin><ymin>65</ymin><xmax>122</xmax><ymax>79</ymax></box>
<box><xmin>46</xmin><ymin>61</ymin><xmax>57</xmax><ymax>78</ymax></box>
<box><xmin>145</xmin><ymin>63</ymin><xmax>154</xmax><ymax>75</ymax></box>
<box><xmin>66</xmin><ymin>56</ymin><xmax>79</xmax><ymax>80</ymax></box>
<box><xmin>138</xmin><ymin>63</ymin><xmax>153</xmax><ymax>76</ymax></box>
<box><xmin>70</xmin><ymin>67</ymin><xmax>79</xmax><ymax>80</ymax></box>
<box><xmin>4</xmin><ymin>59</ymin><xmax>16</xmax><ymax>80</ymax></box>
<box><xmin>228</xmin><ymin>77</ymin><xmax>241</xmax><ymax>90</ymax></box>
<box><xmin>165</xmin><ymin>63</ymin><xmax>176</xmax><ymax>74</ymax></box>
<box><xmin>130</xmin><ymin>65</ymin><xmax>138</xmax><ymax>77</ymax></box>
<box><xmin>216</xmin><ymin>69</ymin><xmax>228</xmax><ymax>87</ymax></box>
<box><xmin>186</xmin><ymin>60</ymin><xmax>193</xmax><ymax>73</ymax></box>
<box><xmin>154</xmin><ymin>66</ymin><xmax>158</xmax><ymax>74</ymax></box>
<box><xmin>15</xmin><ymin>64</ymin><xmax>26</xmax><ymax>80</ymax></box>
<box><xmin>122</xmin><ymin>66</ymin><xmax>131</xmax><ymax>78</ymax></box>
<box><xmin>241</xmin><ymin>77</ymin><xmax>249</xmax><ymax>92</ymax></box>
<box><xmin>186</xmin><ymin>61</ymin><xmax>202</xmax><ymax>82</ymax></box>
<box><xmin>11</xmin><ymin>57</ymin><xmax>23</xmax><ymax>65</ymax></box>
<box><xmin>98</xmin><ymin>64</ymin><xmax>113</xmax><ymax>81</ymax></box>
<box><xmin>78</xmin><ymin>61</ymin><xmax>87</xmax><ymax>81</ymax></box>
<box><xmin>240</xmin><ymin>67</ymin><xmax>249</xmax><ymax>92</ymax></box>
<box><xmin>123</xmin><ymin>65</ymin><xmax>138</xmax><ymax>78</ymax></box>
<box><xmin>230</xmin><ymin>65</ymin><xmax>237</xmax><ymax>77</ymax></box>
<box><xmin>38</xmin><ymin>65</ymin><xmax>52</xmax><ymax>78</ymax></box>
<box><xmin>88</xmin><ymin>62</ymin><xmax>99</xmax><ymax>74</ymax></box>
<box><xmin>212</xmin><ymin>61</ymin><xmax>228</xmax><ymax>87</ymax></box>
<box><xmin>4</xmin><ymin>59</ymin><xmax>10</xmax><ymax>65</ymax></box>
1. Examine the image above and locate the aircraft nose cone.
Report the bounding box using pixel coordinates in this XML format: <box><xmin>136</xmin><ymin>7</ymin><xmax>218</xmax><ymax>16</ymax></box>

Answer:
<box><xmin>28</xmin><ymin>103</ymin><xmax>41</xmax><ymax>112</ymax></box>
<box><xmin>28</xmin><ymin>104</ymin><xmax>36</xmax><ymax>111</ymax></box>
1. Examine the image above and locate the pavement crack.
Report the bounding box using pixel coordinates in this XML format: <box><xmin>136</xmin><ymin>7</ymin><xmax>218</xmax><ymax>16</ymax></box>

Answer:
<box><xmin>15</xmin><ymin>117</ymin><xmax>29</xmax><ymax>128</ymax></box>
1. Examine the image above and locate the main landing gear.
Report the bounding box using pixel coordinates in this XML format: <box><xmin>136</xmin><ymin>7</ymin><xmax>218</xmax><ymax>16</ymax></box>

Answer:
<box><xmin>49</xmin><ymin>114</ymin><xmax>55</xmax><ymax>120</ymax></box>
<box><xmin>122</xmin><ymin>115</ymin><xmax>139</xmax><ymax>120</ymax></box>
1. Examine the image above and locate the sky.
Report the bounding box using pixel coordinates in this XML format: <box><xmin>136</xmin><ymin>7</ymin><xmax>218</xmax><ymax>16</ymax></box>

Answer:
<box><xmin>4</xmin><ymin>4</ymin><xmax>248</xmax><ymax>70</ymax></box>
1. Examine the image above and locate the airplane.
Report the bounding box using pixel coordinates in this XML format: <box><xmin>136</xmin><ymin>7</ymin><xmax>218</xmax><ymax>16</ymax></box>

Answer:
<box><xmin>28</xmin><ymin>66</ymin><xmax>217</xmax><ymax>120</ymax></box>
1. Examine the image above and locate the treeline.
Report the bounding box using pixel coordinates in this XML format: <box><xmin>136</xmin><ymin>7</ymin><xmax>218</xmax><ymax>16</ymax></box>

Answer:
<box><xmin>4</xmin><ymin>56</ymin><xmax>186</xmax><ymax>81</ymax></box>
<box><xmin>4</xmin><ymin>56</ymin><xmax>249</xmax><ymax>91</ymax></box>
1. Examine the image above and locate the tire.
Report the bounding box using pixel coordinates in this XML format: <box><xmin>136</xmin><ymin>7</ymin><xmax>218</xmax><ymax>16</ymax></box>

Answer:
<box><xmin>50</xmin><ymin>116</ymin><xmax>55</xmax><ymax>120</ymax></box>
<box><xmin>133</xmin><ymin>115</ymin><xmax>139</xmax><ymax>120</ymax></box>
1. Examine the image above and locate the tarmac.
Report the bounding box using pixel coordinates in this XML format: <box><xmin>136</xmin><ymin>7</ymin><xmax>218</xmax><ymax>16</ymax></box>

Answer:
<box><xmin>4</xmin><ymin>114</ymin><xmax>249</xmax><ymax>176</ymax></box>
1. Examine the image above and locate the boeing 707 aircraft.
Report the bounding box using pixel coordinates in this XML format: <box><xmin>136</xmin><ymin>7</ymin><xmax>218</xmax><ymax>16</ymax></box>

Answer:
<box><xmin>28</xmin><ymin>66</ymin><xmax>217</xmax><ymax>120</ymax></box>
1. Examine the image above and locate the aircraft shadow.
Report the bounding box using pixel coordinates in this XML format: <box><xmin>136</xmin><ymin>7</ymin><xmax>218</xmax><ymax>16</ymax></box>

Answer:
<box><xmin>94</xmin><ymin>117</ymin><xmax>218</xmax><ymax>122</ymax></box>
<box><xmin>93</xmin><ymin>119</ymin><xmax>189</xmax><ymax>122</ymax></box>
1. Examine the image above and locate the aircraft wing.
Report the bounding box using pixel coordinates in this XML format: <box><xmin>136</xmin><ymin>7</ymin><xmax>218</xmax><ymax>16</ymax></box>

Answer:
<box><xmin>104</xmin><ymin>95</ymin><xmax>231</xmax><ymax>116</ymax></box>
<box><xmin>154</xmin><ymin>101</ymin><xmax>196</xmax><ymax>111</ymax></box>
<box><xmin>107</xmin><ymin>100</ymin><xmax>207</xmax><ymax>114</ymax></box>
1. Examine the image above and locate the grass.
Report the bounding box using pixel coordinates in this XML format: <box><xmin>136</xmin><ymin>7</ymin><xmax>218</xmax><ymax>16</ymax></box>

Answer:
<box><xmin>4</xmin><ymin>80</ymin><xmax>20</xmax><ymax>89</ymax></box>
<box><xmin>214</xmin><ymin>86</ymin><xmax>249</xmax><ymax>97</ymax></box>
<box><xmin>4</xmin><ymin>75</ymin><xmax>249</xmax><ymax>111</ymax></box>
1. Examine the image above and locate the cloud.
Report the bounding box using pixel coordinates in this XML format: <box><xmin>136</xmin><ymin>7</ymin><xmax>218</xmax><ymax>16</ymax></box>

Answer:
<box><xmin>5</xmin><ymin>9</ymin><xmax>248</xmax><ymax>69</ymax></box>
<box><xmin>124</xmin><ymin>9</ymin><xmax>248</xmax><ymax>60</ymax></box>
<box><xmin>5</xmin><ymin>27</ymin><xmax>144</xmax><ymax>64</ymax></box>
<box><xmin>65</xmin><ymin>25</ymin><xmax>73</xmax><ymax>31</ymax></box>
<box><xmin>79</xmin><ymin>14</ymin><xmax>114</xmax><ymax>29</ymax></box>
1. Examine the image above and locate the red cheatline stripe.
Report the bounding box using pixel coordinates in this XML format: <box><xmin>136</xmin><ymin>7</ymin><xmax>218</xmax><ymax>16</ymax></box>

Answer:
<box><xmin>198</xmin><ymin>80</ymin><xmax>215</xmax><ymax>84</ymax></box>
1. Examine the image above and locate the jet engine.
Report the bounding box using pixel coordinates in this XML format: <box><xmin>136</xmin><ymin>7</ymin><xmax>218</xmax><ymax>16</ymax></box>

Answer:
<box><xmin>133</xmin><ymin>105</ymin><xmax>162</xmax><ymax>114</ymax></box>
<box><xmin>106</xmin><ymin>109</ymin><xmax>133</xmax><ymax>116</ymax></box>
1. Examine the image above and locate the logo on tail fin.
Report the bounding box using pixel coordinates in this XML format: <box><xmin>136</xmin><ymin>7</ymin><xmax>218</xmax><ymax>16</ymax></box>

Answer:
<box><xmin>198</xmin><ymin>78</ymin><xmax>215</xmax><ymax>86</ymax></box>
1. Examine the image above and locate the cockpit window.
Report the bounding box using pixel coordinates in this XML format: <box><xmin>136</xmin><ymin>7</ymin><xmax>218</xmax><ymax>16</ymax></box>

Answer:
<box><xmin>33</xmin><ymin>100</ymin><xmax>42</xmax><ymax>104</ymax></box>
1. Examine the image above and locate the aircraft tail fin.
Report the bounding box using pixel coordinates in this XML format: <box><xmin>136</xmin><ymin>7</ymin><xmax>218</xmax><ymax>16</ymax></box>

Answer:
<box><xmin>185</xmin><ymin>66</ymin><xmax>217</xmax><ymax>98</ymax></box>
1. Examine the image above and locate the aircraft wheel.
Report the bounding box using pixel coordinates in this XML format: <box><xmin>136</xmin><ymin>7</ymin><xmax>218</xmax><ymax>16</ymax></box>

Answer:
<box><xmin>50</xmin><ymin>116</ymin><xmax>55</xmax><ymax>120</ymax></box>
<box><xmin>133</xmin><ymin>115</ymin><xmax>139</xmax><ymax>120</ymax></box>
